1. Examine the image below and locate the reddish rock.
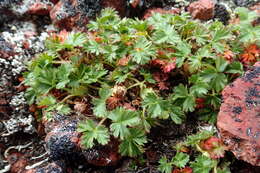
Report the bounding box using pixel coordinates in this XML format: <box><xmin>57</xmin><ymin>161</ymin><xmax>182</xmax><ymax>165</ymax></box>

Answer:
<box><xmin>50</xmin><ymin>0</ymin><xmax>101</xmax><ymax>30</ymax></box>
<box><xmin>27</xmin><ymin>0</ymin><xmax>54</xmax><ymax>15</ymax></box>
<box><xmin>217</xmin><ymin>62</ymin><xmax>260</xmax><ymax>166</ymax></box>
<box><xmin>7</xmin><ymin>153</ymin><xmax>28</xmax><ymax>173</ymax></box>
<box><xmin>187</xmin><ymin>0</ymin><xmax>215</xmax><ymax>21</ymax></box>
<box><xmin>100</xmin><ymin>0</ymin><xmax>126</xmax><ymax>17</ymax></box>
<box><xmin>143</xmin><ymin>8</ymin><xmax>180</xmax><ymax>19</ymax></box>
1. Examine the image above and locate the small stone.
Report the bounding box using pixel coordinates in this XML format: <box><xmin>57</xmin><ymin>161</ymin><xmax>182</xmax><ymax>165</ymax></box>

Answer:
<box><xmin>7</xmin><ymin>152</ymin><xmax>28</xmax><ymax>173</ymax></box>
<box><xmin>187</xmin><ymin>0</ymin><xmax>215</xmax><ymax>21</ymax></box>
<box><xmin>27</xmin><ymin>0</ymin><xmax>54</xmax><ymax>15</ymax></box>
<box><xmin>0</xmin><ymin>36</ymin><xmax>15</xmax><ymax>59</ymax></box>
<box><xmin>143</xmin><ymin>8</ymin><xmax>180</xmax><ymax>19</ymax></box>
<box><xmin>50</xmin><ymin>0</ymin><xmax>101</xmax><ymax>30</ymax></box>
<box><xmin>217</xmin><ymin>62</ymin><xmax>260</xmax><ymax>166</ymax></box>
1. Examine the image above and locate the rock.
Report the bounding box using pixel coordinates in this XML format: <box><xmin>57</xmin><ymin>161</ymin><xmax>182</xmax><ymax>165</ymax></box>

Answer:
<box><xmin>187</xmin><ymin>0</ymin><xmax>215</xmax><ymax>21</ymax></box>
<box><xmin>250</xmin><ymin>2</ymin><xmax>260</xmax><ymax>26</ymax></box>
<box><xmin>0</xmin><ymin>36</ymin><xmax>15</xmax><ymax>59</ymax></box>
<box><xmin>25</xmin><ymin>161</ymin><xmax>66</xmax><ymax>173</ymax></box>
<box><xmin>82</xmin><ymin>139</ymin><xmax>121</xmax><ymax>166</ymax></box>
<box><xmin>50</xmin><ymin>0</ymin><xmax>101</xmax><ymax>30</ymax></box>
<box><xmin>45</xmin><ymin>116</ymin><xmax>82</xmax><ymax>162</ymax></box>
<box><xmin>27</xmin><ymin>0</ymin><xmax>54</xmax><ymax>15</ymax></box>
<box><xmin>250</xmin><ymin>2</ymin><xmax>260</xmax><ymax>14</ymax></box>
<box><xmin>143</xmin><ymin>8</ymin><xmax>180</xmax><ymax>19</ymax></box>
<box><xmin>217</xmin><ymin>62</ymin><xmax>260</xmax><ymax>166</ymax></box>
<box><xmin>7</xmin><ymin>152</ymin><xmax>28</xmax><ymax>173</ymax></box>
<box><xmin>214</xmin><ymin>3</ymin><xmax>230</xmax><ymax>25</ymax></box>
<box><xmin>45</xmin><ymin>115</ymin><xmax>121</xmax><ymax>167</ymax></box>
<box><xmin>100</xmin><ymin>0</ymin><xmax>126</xmax><ymax>17</ymax></box>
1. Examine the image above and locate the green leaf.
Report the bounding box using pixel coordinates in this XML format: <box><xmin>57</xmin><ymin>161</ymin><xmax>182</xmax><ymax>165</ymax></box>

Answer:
<box><xmin>185</xmin><ymin>130</ymin><xmax>214</xmax><ymax>146</ymax></box>
<box><xmin>142</xmin><ymin>93</ymin><xmax>169</xmax><ymax>118</ymax></box>
<box><xmin>65</xmin><ymin>32</ymin><xmax>87</xmax><ymax>47</ymax></box>
<box><xmin>38</xmin><ymin>95</ymin><xmax>56</xmax><ymax>106</ymax></box>
<box><xmin>172</xmin><ymin>84</ymin><xmax>196</xmax><ymax>112</ymax></box>
<box><xmin>119</xmin><ymin>128</ymin><xmax>147</xmax><ymax>157</ymax></box>
<box><xmin>130</xmin><ymin>37</ymin><xmax>156</xmax><ymax>64</ymax></box>
<box><xmin>215</xmin><ymin>57</ymin><xmax>228</xmax><ymax>73</ymax></box>
<box><xmin>190</xmin><ymin>82</ymin><xmax>209</xmax><ymax>97</ymax></box>
<box><xmin>158</xmin><ymin>156</ymin><xmax>172</xmax><ymax>173</ymax></box>
<box><xmin>226</xmin><ymin>61</ymin><xmax>244</xmax><ymax>74</ymax></box>
<box><xmin>78</xmin><ymin>119</ymin><xmax>110</xmax><ymax>148</ymax></box>
<box><xmin>172</xmin><ymin>152</ymin><xmax>190</xmax><ymax>168</ymax></box>
<box><xmin>109</xmin><ymin>107</ymin><xmax>141</xmax><ymax>140</ymax></box>
<box><xmin>183</xmin><ymin>95</ymin><xmax>196</xmax><ymax>112</ymax></box>
<box><xmin>190</xmin><ymin>155</ymin><xmax>217</xmax><ymax>173</ymax></box>
<box><xmin>55</xmin><ymin>104</ymin><xmax>71</xmax><ymax>115</ymax></box>
<box><xmin>152</xmin><ymin>24</ymin><xmax>181</xmax><ymax>44</ymax></box>
<box><xmin>92</xmin><ymin>87</ymin><xmax>112</xmax><ymax>117</ymax></box>
<box><xmin>169</xmin><ymin>106</ymin><xmax>185</xmax><ymax>124</ymax></box>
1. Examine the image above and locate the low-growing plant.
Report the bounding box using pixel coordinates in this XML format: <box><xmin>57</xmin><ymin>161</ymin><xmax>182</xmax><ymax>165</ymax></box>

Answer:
<box><xmin>159</xmin><ymin>130</ymin><xmax>229</xmax><ymax>173</ymax></box>
<box><xmin>23</xmin><ymin>7</ymin><xmax>259</xmax><ymax>158</ymax></box>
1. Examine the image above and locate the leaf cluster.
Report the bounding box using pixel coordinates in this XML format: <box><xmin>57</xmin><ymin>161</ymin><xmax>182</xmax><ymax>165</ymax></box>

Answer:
<box><xmin>23</xmin><ymin>7</ymin><xmax>258</xmax><ymax>157</ymax></box>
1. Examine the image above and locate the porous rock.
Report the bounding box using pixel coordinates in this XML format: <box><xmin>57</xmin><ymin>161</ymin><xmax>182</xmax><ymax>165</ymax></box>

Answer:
<box><xmin>187</xmin><ymin>0</ymin><xmax>215</xmax><ymax>21</ymax></box>
<box><xmin>217</xmin><ymin>62</ymin><xmax>260</xmax><ymax>166</ymax></box>
<box><xmin>50</xmin><ymin>0</ymin><xmax>101</xmax><ymax>30</ymax></box>
<box><xmin>44</xmin><ymin>115</ymin><xmax>121</xmax><ymax>167</ymax></box>
<box><xmin>44</xmin><ymin>116</ymin><xmax>82</xmax><ymax>162</ymax></box>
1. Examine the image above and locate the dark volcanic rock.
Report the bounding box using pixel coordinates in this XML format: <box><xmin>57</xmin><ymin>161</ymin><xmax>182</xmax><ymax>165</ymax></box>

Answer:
<box><xmin>44</xmin><ymin>115</ymin><xmax>121</xmax><ymax>167</ymax></box>
<box><xmin>45</xmin><ymin>117</ymin><xmax>82</xmax><ymax>162</ymax></box>
<box><xmin>50</xmin><ymin>0</ymin><xmax>101</xmax><ymax>30</ymax></box>
<box><xmin>217</xmin><ymin>61</ymin><xmax>260</xmax><ymax>166</ymax></box>
<box><xmin>188</xmin><ymin>0</ymin><xmax>215</xmax><ymax>21</ymax></box>
<box><xmin>214</xmin><ymin>3</ymin><xmax>230</xmax><ymax>25</ymax></box>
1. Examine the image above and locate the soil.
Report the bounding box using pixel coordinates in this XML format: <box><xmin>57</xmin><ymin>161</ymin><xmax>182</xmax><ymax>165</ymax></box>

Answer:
<box><xmin>1</xmin><ymin>0</ymin><xmax>260</xmax><ymax>173</ymax></box>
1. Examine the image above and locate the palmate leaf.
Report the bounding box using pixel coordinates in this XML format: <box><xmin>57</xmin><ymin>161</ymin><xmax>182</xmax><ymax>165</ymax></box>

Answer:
<box><xmin>119</xmin><ymin>128</ymin><xmax>147</xmax><ymax>157</ymax></box>
<box><xmin>169</xmin><ymin>106</ymin><xmax>185</xmax><ymax>124</ymax></box>
<box><xmin>172</xmin><ymin>152</ymin><xmax>190</xmax><ymax>168</ymax></box>
<box><xmin>152</xmin><ymin>24</ymin><xmax>180</xmax><ymax>45</ymax></box>
<box><xmin>78</xmin><ymin>119</ymin><xmax>110</xmax><ymax>148</ymax></box>
<box><xmin>172</xmin><ymin>84</ymin><xmax>196</xmax><ymax>112</ymax></box>
<box><xmin>158</xmin><ymin>156</ymin><xmax>172</xmax><ymax>173</ymax></box>
<box><xmin>142</xmin><ymin>93</ymin><xmax>170</xmax><ymax>118</ymax></box>
<box><xmin>108</xmin><ymin>107</ymin><xmax>140</xmax><ymax>140</ymax></box>
<box><xmin>64</xmin><ymin>32</ymin><xmax>87</xmax><ymax>47</ymax></box>
<box><xmin>130</xmin><ymin>37</ymin><xmax>156</xmax><ymax>64</ymax></box>
<box><xmin>92</xmin><ymin>87</ymin><xmax>112</xmax><ymax>117</ymax></box>
<box><xmin>190</xmin><ymin>155</ymin><xmax>217</xmax><ymax>173</ymax></box>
